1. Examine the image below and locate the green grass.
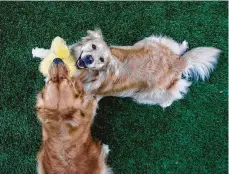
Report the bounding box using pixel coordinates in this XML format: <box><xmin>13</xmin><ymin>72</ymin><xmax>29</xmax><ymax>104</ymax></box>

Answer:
<box><xmin>0</xmin><ymin>2</ymin><xmax>228</xmax><ymax>174</ymax></box>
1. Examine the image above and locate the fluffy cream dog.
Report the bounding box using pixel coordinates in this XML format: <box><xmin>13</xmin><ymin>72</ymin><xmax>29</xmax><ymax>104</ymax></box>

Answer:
<box><xmin>72</xmin><ymin>30</ymin><xmax>221</xmax><ymax>108</ymax></box>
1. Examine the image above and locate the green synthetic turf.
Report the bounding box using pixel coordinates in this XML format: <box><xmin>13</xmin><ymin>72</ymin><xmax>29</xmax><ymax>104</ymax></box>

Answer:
<box><xmin>0</xmin><ymin>2</ymin><xmax>228</xmax><ymax>174</ymax></box>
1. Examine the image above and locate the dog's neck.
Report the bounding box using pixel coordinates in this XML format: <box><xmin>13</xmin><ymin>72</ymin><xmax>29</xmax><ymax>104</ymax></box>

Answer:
<box><xmin>110</xmin><ymin>47</ymin><xmax>131</xmax><ymax>62</ymax></box>
<box><xmin>101</xmin><ymin>47</ymin><xmax>127</xmax><ymax>76</ymax></box>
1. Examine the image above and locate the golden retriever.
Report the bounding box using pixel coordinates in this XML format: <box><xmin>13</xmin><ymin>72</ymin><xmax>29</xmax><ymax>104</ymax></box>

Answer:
<box><xmin>72</xmin><ymin>30</ymin><xmax>220</xmax><ymax>108</ymax></box>
<box><xmin>36</xmin><ymin>58</ymin><xmax>112</xmax><ymax>174</ymax></box>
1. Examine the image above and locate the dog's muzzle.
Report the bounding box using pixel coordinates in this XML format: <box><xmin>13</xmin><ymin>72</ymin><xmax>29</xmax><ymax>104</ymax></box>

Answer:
<box><xmin>76</xmin><ymin>54</ymin><xmax>94</xmax><ymax>69</ymax></box>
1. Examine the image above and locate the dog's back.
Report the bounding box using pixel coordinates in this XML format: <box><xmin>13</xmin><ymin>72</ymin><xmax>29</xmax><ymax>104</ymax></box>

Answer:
<box><xmin>110</xmin><ymin>44</ymin><xmax>187</xmax><ymax>88</ymax></box>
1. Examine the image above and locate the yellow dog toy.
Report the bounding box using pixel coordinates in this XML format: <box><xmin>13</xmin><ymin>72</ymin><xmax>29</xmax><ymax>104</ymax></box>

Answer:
<box><xmin>33</xmin><ymin>36</ymin><xmax>77</xmax><ymax>77</ymax></box>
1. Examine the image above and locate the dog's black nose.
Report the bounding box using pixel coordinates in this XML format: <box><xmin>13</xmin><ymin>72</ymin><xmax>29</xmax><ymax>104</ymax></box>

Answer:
<box><xmin>53</xmin><ymin>58</ymin><xmax>64</xmax><ymax>64</ymax></box>
<box><xmin>83</xmin><ymin>55</ymin><xmax>94</xmax><ymax>65</ymax></box>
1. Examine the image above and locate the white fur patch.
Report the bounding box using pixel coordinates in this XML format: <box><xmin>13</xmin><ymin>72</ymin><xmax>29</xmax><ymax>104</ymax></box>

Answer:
<box><xmin>37</xmin><ymin>158</ymin><xmax>45</xmax><ymax>174</ymax></box>
<box><xmin>102</xmin><ymin>144</ymin><xmax>110</xmax><ymax>158</ymax></box>
<box><xmin>101</xmin><ymin>144</ymin><xmax>113</xmax><ymax>174</ymax></box>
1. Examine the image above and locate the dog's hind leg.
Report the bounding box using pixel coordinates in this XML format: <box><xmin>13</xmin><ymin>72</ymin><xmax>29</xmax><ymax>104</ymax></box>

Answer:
<box><xmin>37</xmin><ymin>151</ymin><xmax>46</xmax><ymax>174</ymax></box>
<box><xmin>32</xmin><ymin>47</ymin><xmax>50</xmax><ymax>59</ymax></box>
<box><xmin>133</xmin><ymin>79</ymin><xmax>191</xmax><ymax>108</ymax></box>
<box><xmin>101</xmin><ymin>144</ymin><xmax>110</xmax><ymax>161</ymax></box>
<box><xmin>101</xmin><ymin>144</ymin><xmax>113</xmax><ymax>174</ymax></box>
<box><xmin>133</xmin><ymin>89</ymin><xmax>170</xmax><ymax>107</ymax></box>
<box><xmin>179</xmin><ymin>41</ymin><xmax>189</xmax><ymax>55</ymax></box>
<box><xmin>160</xmin><ymin>79</ymin><xmax>192</xmax><ymax>108</ymax></box>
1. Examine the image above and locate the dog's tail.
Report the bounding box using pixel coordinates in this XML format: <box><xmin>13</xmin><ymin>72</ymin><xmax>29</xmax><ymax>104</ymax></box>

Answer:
<box><xmin>182</xmin><ymin>47</ymin><xmax>221</xmax><ymax>81</ymax></box>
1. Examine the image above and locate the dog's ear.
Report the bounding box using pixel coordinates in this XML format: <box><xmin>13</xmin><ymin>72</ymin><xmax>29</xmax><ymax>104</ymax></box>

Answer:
<box><xmin>87</xmin><ymin>29</ymin><xmax>103</xmax><ymax>39</ymax></box>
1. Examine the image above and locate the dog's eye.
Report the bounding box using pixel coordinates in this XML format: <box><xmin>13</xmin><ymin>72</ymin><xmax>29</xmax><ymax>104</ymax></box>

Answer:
<box><xmin>100</xmin><ymin>57</ymin><xmax>104</xmax><ymax>62</ymax></box>
<box><xmin>92</xmin><ymin>44</ymin><xmax>96</xmax><ymax>50</ymax></box>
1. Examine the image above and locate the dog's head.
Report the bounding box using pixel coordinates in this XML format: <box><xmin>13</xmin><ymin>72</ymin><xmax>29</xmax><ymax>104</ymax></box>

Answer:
<box><xmin>36</xmin><ymin>58</ymin><xmax>96</xmax><ymax>137</ymax></box>
<box><xmin>75</xmin><ymin>30</ymin><xmax>111</xmax><ymax>70</ymax></box>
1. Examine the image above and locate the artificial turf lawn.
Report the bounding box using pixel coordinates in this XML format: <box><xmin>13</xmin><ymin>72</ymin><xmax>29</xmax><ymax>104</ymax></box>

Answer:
<box><xmin>0</xmin><ymin>2</ymin><xmax>228</xmax><ymax>174</ymax></box>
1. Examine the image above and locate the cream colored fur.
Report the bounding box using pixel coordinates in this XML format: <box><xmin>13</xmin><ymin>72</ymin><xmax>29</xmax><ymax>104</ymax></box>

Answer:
<box><xmin>72</xmin><ymin>30</ymin><xmax>220</xmax><ymax>107</ymax></box>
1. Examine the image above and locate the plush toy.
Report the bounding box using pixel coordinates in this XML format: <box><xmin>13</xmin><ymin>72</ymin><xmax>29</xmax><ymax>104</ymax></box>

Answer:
<box><xmin>32</xmin><ymin>36</ymin><xmax>77</xmax><ymax>77</ymax></box>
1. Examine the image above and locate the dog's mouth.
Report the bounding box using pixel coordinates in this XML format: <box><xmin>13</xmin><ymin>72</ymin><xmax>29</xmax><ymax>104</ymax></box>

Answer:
<box><xmin>76</xmin><ymin>51</ymin><xmax>87</xmax><ymax>69</ymax></box>
<box><xmin>76</xmin><ymin>58</ymin><xmax>87</xmax><ymax>69</ymax></box>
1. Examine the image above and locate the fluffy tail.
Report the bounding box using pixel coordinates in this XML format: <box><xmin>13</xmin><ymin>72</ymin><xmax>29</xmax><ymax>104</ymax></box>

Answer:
<box><xmin>182</xmin><ymin>47</ymin><xmax>221</xmax><ymax>81</ymax></box>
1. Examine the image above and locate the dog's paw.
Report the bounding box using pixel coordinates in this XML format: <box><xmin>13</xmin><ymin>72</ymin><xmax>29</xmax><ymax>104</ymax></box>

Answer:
<box><xmin>179</xmin><ymin>40</ymin><xmax>189</xmax><ymax>55</ymax></box>
<box><xmin>102</xmin><ymin>144</ymin><xmax>110</xmax><ymax>162</ymax></box>
<box><xmin>160</xmin><ymin>100</ymin><xmax>173</xmax><ymax>108</ymax></box>
<box><xmin>182</xmin><ymin>40</ymin><xmax>189</xmax><ymax>48</ymax></box>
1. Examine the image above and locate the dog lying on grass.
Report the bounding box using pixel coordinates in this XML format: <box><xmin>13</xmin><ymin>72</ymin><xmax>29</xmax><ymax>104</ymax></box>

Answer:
<box><xmin>73</xmin><ymin>30</ymin><xmax>221</xmax><ymax>108</ymax></box>
<box><xmin>36</xmin><ymin>58</ymin><xmax>112</xmax><ymax>174</ymax></box>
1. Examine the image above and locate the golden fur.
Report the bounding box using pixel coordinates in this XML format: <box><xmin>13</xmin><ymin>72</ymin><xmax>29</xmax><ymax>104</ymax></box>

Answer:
<box><xmin>93</xmin><ymin>45</ymin><xmax>186</xmax><ymax>95</ymax></box>
<box><xmin>72</xmin><ymin>30</ymin><xmax>220</xmax><ymax>107</ymax></box>
<box><xmin>36</xmin><ymin>62</ymin><xmax>110</xmax><ymax>174</ymax></box>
